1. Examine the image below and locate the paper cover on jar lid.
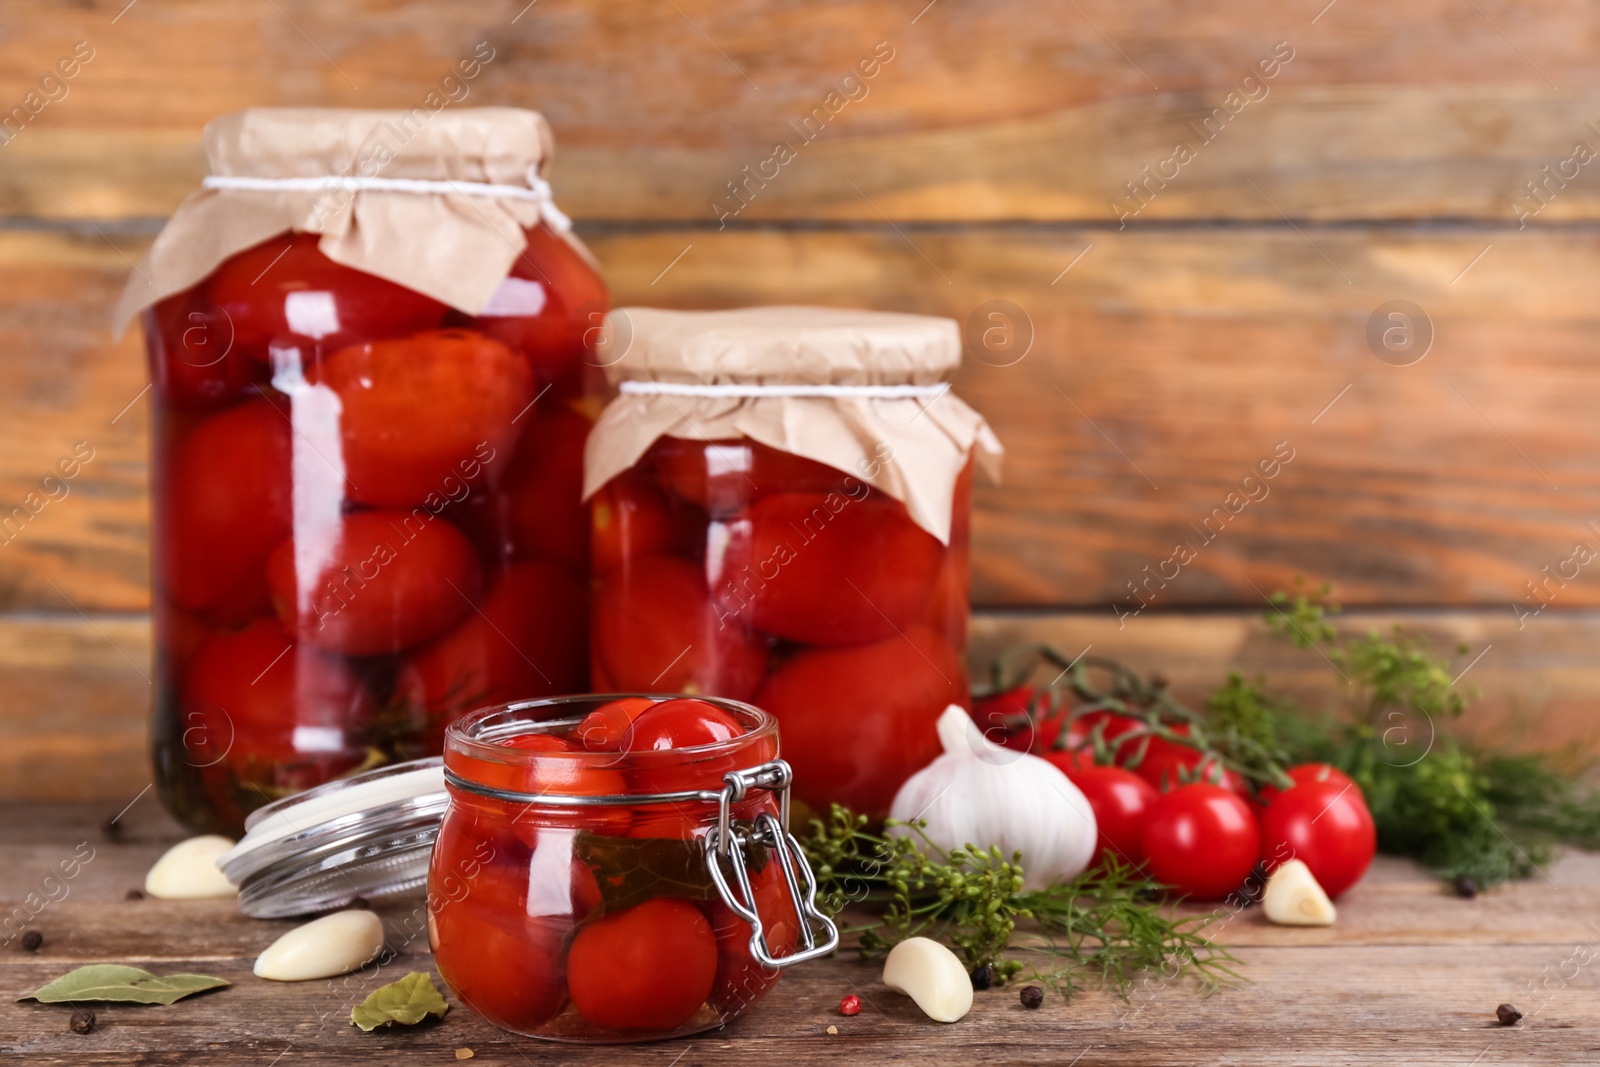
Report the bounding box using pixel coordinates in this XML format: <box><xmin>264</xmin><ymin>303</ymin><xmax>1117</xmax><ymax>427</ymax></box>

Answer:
<box><xmin>583</xmin><ymin>306</ymin><xmax>1003</xmax><ymax>543</ymax></box>
<box><xmin>217</xmin><ymin>758</ymin><xmax>447</xmax><ymax>919</ymax></box>
<box><xmin>113</xmin><ymin>107</ymin><xmax>595</xmax><ymax>335</ymax></box>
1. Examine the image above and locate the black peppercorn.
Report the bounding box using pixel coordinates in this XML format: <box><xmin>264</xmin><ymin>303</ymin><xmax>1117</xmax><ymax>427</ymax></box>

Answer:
<box><xmin>970</xmin><ymin>965</ymin><xmax>994</xmax><ymax>991</ymax></box>
<box><xmin>125</xmin><ymin>888</ymin><xmax>145</xmax><ymax>901</ymax></box>
<box><xmin>1454</xmin><ymin>876</ymin><xmax>1479</xmax><ymax>899</ymax></box>
<box><xmin>1496</xmin><ymin>1003</ymin><xmax>1523</xmax><ymax>1026</ymax></box>
<box><xmin>69</xmin><ymin>1009</ymin><xmax>95</xmax><ymax>1034</ymax></box>
<box><xmin>1019</xmin><ymin>985</ymin><xmax>1044</xmax><ymax>1009</ymax></box>
<box><xmin>20</xmin><ymin>930</ymin><xmax>43</xmax><ymax>952</ymax></box>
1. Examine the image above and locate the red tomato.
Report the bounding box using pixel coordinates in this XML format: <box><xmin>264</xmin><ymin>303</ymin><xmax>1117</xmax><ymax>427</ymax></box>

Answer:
<box><xmin>592</xmin><ymin>555</ymin><xmax>768</xmax><ymax>701</ymax></box>
<box><xmin>755</xmin><ymin>625</ymin><xmax>967</xmax><ymax>818</ymax></box>
<box><xmin>431</xmin><ymin>898</ymin><xmax>569</xmax><ymax>1031</ymax></box>
<box><xmin>1075</xmin><ymin>709</ymin><xmax>1146</xmax><ymax>761</ymax></box>
<box><xmin>566</xmin><ymin>897</ymin><xmax>719</xmax><ymax>1031</ymax></box>
<box><xmin>1257</xmin><ymin>762</ymin><xmax>1357</xmax><ymax>806</ymax></box>
<box><xmin>718</xmin><ymin>491</ymin><xmax>944</xmax><ymax>646</ymax></box>
<box><xmin>460</xmin><ymin>223</ymin><xmax>609</xmax><ymax>396</ymax></box>
<box><xmin>626</xmin><ymin>698</ymin><xmax>744</xmax><ymax>752</ymax></box>
<box><xmin>1131</xmin><ymin>731</ymin><xmax>1246</xmax><ymax>795</ymax></box>
<box><xmin>266</xmin><ymin>510</ymin><xmax>484</xmax><ymax>656</ymax></box>
<box><xmin>575</xmin><ymin>697</ymin><xmax>659</xmax><ymax>751</ymax></box>
<box><xmin>975</xmin><ymin>685</ymin><xmax>1038</xmax><ymax>752</ymax></box>
<box><xmin>182</xmin><ymin>617</ymin><xmax>373</xmax><ymax>789</ymax></box>
<box><xmin>505</xmin><ymin>404</ymin><xmax>593</xmax><ymax>574</ymax></box>
<box><xmin>486</xmin><ymin>733</ymin><xmax>630</xmax><ymax>836</ymax></box>
<box><xmin>922</xmin><ymin>457</ymin><xmax>973</xmax><ymax>648</ymax></box>
<box><xmin>1065</xmin><ymin>766</ymin><xmax>1159</xmax><ymax>869</ymax></box>
<box><xmin>312</xmin><ymin>329</ymin><xmax>532</xmax><ymax>509</ymax></box>
<box><xmin>707</xmin><ymin>856</ymin><xmax>798</xmax><ymax>1014</ymax></box>
<box><xmin>1142</xmin><ymin>783</ymin><xmax>1261</xmax><ymax>900</ymax></box>
<box><xmin>625</xmin><ymin>698</ymin><xmax>746</xmax><ymax>797</ymax></box>
<box><xmin>158</xmin><ymin>399</ymin><xmax>293</xmax><ymax>615</ymax></box>
<box><xmin>591</xmin><ymin>471</ymin><xmax>682</xmax><ymax>575</ymax></box>
<box><xmin>146</xmin><ymin>289</ymin><xmax>263</xmax><ymax>408</ymax></box>
<box><xmin>206</xmin><ymin>232</ymin><xmax>447</xmax><ymax>364</ymax></box>
<box><xmin>403</xmin><ymin>561</ymin><xmax>587</xmax><ymax>726</ymax></box>
<box><xmin>1259</xmin><ymin>779</ymin><xmax>1376</xmax><ymax>899</ymax></box>
<box><xmin>649</xmin><ymin>437</ymin><xmax>852</xmax><ymax>515</ymax></box>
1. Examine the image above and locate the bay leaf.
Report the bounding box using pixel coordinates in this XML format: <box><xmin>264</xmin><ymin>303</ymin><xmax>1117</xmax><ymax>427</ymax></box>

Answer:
<box><xmin>350</xmin><ymin>971</ymin><xmax>449</xmax><ymax>1032</ymax></box>
<box><xmin>18</xmin><ymin>964</ymin><xmax>228</xmax><ymax>1005</ymax></box>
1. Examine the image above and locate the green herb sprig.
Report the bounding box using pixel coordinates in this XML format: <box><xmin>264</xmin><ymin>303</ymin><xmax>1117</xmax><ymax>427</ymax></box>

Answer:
<box><xmin>1259</xmin><ymin>581</ymin><xmax>1600</xmax><ymax>887</ymax></box>
<box><xmin>804</xmin><ymin>806</ymin><xmax>1238</xmax><ymax>999</ymax></box>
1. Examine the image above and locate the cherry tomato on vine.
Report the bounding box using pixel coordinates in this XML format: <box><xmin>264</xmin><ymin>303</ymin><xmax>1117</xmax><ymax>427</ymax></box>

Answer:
<box><xmin>1142</xmin><ymin>783</ymin><xmax>1260</xmax><ymax>900</ymax></box>
<box><xmin>1259</xmin><ymin>779</ymin><xmax>1376</xmax><ymax>899</ymax></box>
<box><xmin>1130</xmin><ymin>730</ymin><xmax>1246</xmax><ymax>796</ymax></box>
<box><xmin>1256</xmin><ymin>762</ymin><xmax>1357</xmax><ymax>806</ymax></box>
<box><xmin>566</xmin><ymin>897</ymin><xmax>719</xmax><ymax>1031</ymax></box>
<box><xmin>1065</xmin><ymin>765</ymin><xmax>1160</xmax><ymax>869</ymax></box>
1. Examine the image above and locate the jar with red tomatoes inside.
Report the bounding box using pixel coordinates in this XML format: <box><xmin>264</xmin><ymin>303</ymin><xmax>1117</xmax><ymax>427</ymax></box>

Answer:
<box><xmin>430</xmin><ymin>694</ymin><xmax>837</xmax><ymax>1041</ymax></box>
<box><xmin>582</xmin><ymin>307</ymin><xmax>1003</xmax><ymax>820</ymax></box>
<box><xmin>115</xmin><ymin>109</ymin><xmax>608</xmax><ymax>834</ymax></box>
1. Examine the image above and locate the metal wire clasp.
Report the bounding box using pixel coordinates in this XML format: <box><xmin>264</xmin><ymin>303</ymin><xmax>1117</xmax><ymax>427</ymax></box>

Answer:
<box><xmin>703</xmin><ymin>759</ymin><xmax>839</xmax><ymax>969</ymax></box>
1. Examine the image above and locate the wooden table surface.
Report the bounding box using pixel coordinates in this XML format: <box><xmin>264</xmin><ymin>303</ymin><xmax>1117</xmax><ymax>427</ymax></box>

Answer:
<box><xmin>3</xmin><ymin>800</ymin><xmax>1595</xmax><ymax>1066</ymax></box>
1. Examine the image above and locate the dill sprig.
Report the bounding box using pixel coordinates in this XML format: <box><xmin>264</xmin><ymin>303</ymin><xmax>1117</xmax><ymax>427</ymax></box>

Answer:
<box><xmin>803</xmin><ymin>806</ymin><xmax>1239</xmax><ymax>999</ymax></box>
<box><xmin>1258</xmin><ymin>579</ymin><xmax>1600</xmax><ymax>887</ymax></box>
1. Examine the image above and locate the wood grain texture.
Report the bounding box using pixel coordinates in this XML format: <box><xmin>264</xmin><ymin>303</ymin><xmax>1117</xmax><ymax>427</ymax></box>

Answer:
<box><xmin>4</xmin><ymin>608</ymin><xmax>1596</xmax><ymax>804</ymax></box>
<box><xmin>3</xmin><ymin>1</ymin><xmax>1600</xmax><ymax>222</ymax></box>
<box><xmin>8</xmin><ymin>226</ymin><xmax>1598</xmax><ymax>612</ymax></box>
<box><xmin>2</xmin><ymin>803</ymin><xmax>1597</xmax><ymax>1065</ymax></box>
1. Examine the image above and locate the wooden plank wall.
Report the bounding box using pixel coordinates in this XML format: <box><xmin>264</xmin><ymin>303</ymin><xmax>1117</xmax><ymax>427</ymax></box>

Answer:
<box><xmin>2</xmin><ymin>0</ymin><xmax>1598</xmax><ymax>799</ymax></box>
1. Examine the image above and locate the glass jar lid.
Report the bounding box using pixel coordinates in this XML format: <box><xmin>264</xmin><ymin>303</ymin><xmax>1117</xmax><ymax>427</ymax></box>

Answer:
<box><xmin>217</xmin><ymin>758</ymin><xmax>447</xmax><ymax>919</ymax></box>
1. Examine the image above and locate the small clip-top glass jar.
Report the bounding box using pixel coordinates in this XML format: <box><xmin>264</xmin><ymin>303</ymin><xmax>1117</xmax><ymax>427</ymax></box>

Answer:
<box><xmin>428</xmin><ymin>695</ymin><xmax>837</xmax><ymax>1042</ymax></box>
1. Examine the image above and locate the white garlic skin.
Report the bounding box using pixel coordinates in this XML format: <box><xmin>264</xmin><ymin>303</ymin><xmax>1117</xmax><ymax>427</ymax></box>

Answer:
<box><xmin>1262</xmin><ymin>859</ymin><xmax>1337</xmax><ymax>926</ymax></box>
<box><xmin>890</xmin><ymin>705</ymin><xmax>1098</xmax><ymax>891</ymax></box>
<box><xmin>881</xmin><ymin>937</ymin><xmax>973</xmax><ymax>1022</ymax></box>
<box><xmin>144</xmin><ymin>835</ymin><xmax>239</xmax><ymax>899</ymax></box>
<box><xmin>253</xmin><ymin>910</ymin><xmax>385</xmax><ymax>981</ymax></box>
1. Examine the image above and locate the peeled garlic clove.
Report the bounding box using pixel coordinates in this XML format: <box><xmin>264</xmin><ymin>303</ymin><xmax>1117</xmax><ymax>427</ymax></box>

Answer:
<box><xmin>1262</xmin><ymin>859</ymin><xmax>1337</xmax><ymax>926</ymax></box>
<box><xmin>881</xmin><ymin>937</ymin><xmax>973</xmax><ymax>1022</ymax></box>
<box><xmin>254</xmin><ymin>910</ymin><xmax>385</xmax><ymax>981</ymax></box>
<box><xmin>144</xmin><ymin>835</ymin><xmax>238</xmax><ymax>899</ymax></box>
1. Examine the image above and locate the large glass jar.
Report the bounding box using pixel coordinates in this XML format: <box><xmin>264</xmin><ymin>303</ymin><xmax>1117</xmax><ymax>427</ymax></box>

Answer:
<box><xmin>126</xmin><ymin>109</ymin><xmax>607</xmax><ymax>834</ymax></box>
<box><xmin>582</xmin><ymin>307</ymin><xmax>1002</xmax><ymax>821</ymax></box>
<box><xmin>429</xmin><ymin>695</ymin><xmax>834</xmax><ymax>1041</ymax></box>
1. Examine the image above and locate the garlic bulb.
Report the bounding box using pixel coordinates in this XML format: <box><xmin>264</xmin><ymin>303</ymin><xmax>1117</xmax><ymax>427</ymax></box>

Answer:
<box><xmin>889</xmin><ymin>705</ymin><xmax>1097</xmax><ymax>890</ymax></box>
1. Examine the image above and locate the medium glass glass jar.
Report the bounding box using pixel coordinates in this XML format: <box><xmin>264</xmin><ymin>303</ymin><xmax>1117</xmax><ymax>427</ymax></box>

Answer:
<box><xmin>591</xmin><ymin>443</ymin><xmax>975</xmax><ymax>821</ymax></box>
<box><xmin>145</xmin><ymin>219</ymin><xmax>605</xmax><ymax>835</ymax></box>
<box><xmin>429</xmin><ymin>696</ymin><xmax>834</xmax><ymax>1042</ymax></box>
<box><xmin>581</xmin><ymin>306</ymin><xmax>1001</xmax><ymax>822</ymax></box>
